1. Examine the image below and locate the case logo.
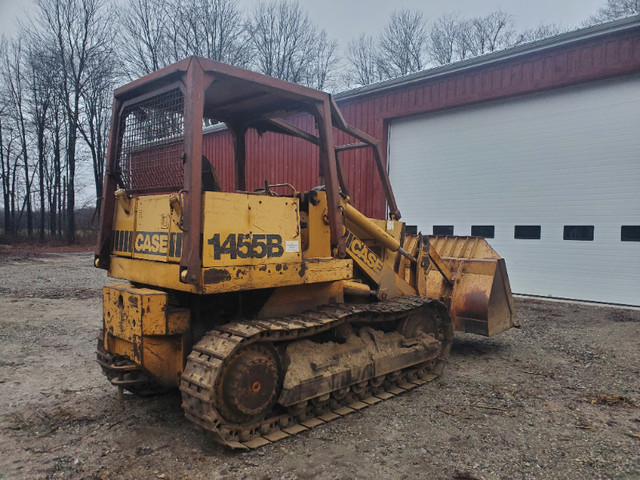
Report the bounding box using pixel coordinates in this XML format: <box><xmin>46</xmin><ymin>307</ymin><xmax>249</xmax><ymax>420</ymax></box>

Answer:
<box><xmin>345</xmin><ymin>230</ymin><xmax>384</xmax><ymax>274</ymax></box>
<box><xmin>133</xmin><ymin>231</ymin><xmax>182</xmax><ymax>257</ymax></box>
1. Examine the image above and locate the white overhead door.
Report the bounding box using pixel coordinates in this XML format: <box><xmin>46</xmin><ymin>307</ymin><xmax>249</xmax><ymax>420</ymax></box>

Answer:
<box><xmin>388</xmin><ymin>75</ymin><xmax>640</xmax><ymax>305</ymax></box>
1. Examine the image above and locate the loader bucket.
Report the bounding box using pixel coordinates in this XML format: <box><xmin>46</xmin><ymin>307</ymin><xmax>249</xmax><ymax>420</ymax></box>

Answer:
<box><xmin>426</xmin><ymin>236</ymin><xmax>517</xmax><ymax>336</ymax></box>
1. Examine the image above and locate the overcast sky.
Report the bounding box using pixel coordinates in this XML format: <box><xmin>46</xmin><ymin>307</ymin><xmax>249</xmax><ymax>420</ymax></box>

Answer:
<box><xmin>1</xmin><ymin>0</ymin><xmax>605</xmax><ymax>44</ymax></box>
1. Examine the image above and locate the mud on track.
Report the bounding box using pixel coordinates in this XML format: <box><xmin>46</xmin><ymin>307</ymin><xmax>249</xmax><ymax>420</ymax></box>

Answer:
<box><xmin>0</xmin><ymin>251</ymin><xmax>638</xmax><ymax>479</ymax></box>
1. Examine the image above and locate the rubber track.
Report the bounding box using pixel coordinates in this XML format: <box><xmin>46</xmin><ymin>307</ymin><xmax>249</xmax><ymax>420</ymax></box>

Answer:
<box><xmin>179</xmin><ymin>296</ymin><xmax>450</xmax><ymax>449</ymax></box>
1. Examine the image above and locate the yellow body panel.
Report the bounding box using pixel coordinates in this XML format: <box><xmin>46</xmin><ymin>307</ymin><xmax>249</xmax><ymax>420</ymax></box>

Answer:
<box><xmin>108</xmin><ymin>258</ymin><xmax>196</xmax><ymax>293</ymax></box>
<box><xmin>258</xmin><ymin>281</ymin><xmax>345</xmax><ymax>318</ymax></box>
<box><xmin>102</xmin><ymin>283</ymin><xmax>188</xmax><ymax>386</ymax></box>
<box><xmin>112</xmin><ymin>193</ymin><xmax>182</xmax><ymax>262</ymax></box>
<box><xmin>201</xmin><ymin>258</ymin><xmax>352</xmax><ymax>293</ymax></box>
<box><xmin>108</xmin><ymin>191</ymin><xmax>352</xmax><ymax>293</ymax></box>
<box><xmin>303</xmin><ymin>193</ymin><xmax>332</xmax><ymax>258</ymax></box>
<box><xmin>112</xmin><ymin>195</ymin><xmax>136</xmax><ymax>257</ymax></box>
<box><xmin>132</xmin><ymin>195</ymin><xmax>183</xmax><ymax>262</ymax></box>
<box><xmin>202</xmin><ymin>192</ymin><xmax>302</xmax><ymax>268</ymax></box>
<box><xmin>108</xmin><ymin>257</ymin><xmax>352</xmax><ymax>294</ymax></box>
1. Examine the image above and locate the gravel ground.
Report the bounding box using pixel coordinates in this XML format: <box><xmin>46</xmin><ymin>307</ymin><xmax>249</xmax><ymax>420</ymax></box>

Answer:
<box><xmin>0</xmin><ymin>249</ymin><xmax>638</xmax><ymax>480</ymax></box>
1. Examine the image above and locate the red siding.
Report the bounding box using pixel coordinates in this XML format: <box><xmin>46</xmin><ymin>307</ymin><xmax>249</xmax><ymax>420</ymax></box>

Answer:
<box><xmin>203</xmin><ymin>27</ymin><xmax>640</xmax><ymax>219</ymax></box>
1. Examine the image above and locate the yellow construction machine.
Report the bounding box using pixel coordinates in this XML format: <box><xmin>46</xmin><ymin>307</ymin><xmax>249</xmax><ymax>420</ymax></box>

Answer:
<box><xmin>95</xmin><ymin>57</ymin><xmax>516</xmax><ymax>449</ymax></box>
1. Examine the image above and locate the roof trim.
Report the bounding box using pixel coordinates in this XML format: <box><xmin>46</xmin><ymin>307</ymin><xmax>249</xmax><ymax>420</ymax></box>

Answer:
<box><xmin>335</xmin><ymin>15</ymin><xmax>640</xmax><ymax>102</ymax></box>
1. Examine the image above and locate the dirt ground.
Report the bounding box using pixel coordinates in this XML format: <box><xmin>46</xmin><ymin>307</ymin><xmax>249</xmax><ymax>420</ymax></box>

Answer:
<box><xmin>0</xmin><ymin>249</ymin><xmax>638</xmax><ymax>480</ymax></box>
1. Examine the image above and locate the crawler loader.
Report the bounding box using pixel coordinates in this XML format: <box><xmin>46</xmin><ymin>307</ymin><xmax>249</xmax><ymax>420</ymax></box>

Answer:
<box><xmin>95</xmin><ymin>57</ymin><xmax>516</xmax><ymax>449</ymax></box>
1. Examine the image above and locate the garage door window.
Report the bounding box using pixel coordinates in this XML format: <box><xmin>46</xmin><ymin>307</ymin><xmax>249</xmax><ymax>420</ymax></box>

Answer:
<box><xmin>563</xmin><ymin>225</ymin><xmax>594</xmax><ymax>241</ymax></box>
<box><xmin>621</xmin><ymin>226</ymin><xmax>640</xmax><ymax>242</ymax></box>
<box><xmin>514</xmin><ymin>225</ymin><xmax>541</xmax><ymax>239</ymax></box>
<box><xmin>433</xmin><ymin>225</ymin><xmax>454</xmax><ymax>236</ymax></box>
<box><xmin>471</xmin><ymin>225</ymin><xmax>495</xmax><ymax>238</ymax></box>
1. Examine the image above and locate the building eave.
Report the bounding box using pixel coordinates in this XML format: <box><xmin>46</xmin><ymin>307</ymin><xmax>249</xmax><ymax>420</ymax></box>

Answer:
<box><xmin>335</xmin><ymin>15</ymin><xmax>640</xmax><ymax>102</ymax></box>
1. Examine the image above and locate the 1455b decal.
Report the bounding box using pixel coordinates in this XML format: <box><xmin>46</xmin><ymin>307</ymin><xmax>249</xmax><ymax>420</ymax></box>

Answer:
<box><xmin>208</xmin><ymin>233</ymin><xmax>285</xmax><ymax>260</ymax></box>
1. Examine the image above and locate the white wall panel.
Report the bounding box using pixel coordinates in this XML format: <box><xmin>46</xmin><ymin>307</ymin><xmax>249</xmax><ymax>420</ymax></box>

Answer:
<box><xmin>389</xmin><ymin>75</ymin><xmax>640</xmax><ymax>305</ymax></box>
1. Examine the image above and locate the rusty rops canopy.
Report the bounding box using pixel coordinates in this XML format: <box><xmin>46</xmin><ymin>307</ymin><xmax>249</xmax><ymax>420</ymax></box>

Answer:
<box><xmin>95</xmin><ymin>57</ymin><xmax>400</xmax><ymax>286</ymax></box>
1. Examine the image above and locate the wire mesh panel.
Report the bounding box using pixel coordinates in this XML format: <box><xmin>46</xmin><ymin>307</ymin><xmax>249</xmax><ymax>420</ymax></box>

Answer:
<box><xmin>117</xmin><ymin>88</ymin><xmax>185</xmax><ymax>194</ymax></box>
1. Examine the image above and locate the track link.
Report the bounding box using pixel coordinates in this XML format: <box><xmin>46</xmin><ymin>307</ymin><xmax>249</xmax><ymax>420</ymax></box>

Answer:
<box><xmin>179</xmin><ymin>296</ymin><xmax>452</xmax><ymax>449</ymax></box>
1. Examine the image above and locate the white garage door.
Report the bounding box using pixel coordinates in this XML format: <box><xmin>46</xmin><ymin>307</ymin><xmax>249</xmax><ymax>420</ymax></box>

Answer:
<box><xmin>388</xmin><ymin>75</ymin><xmax>640</xmax><ymax>305</ymax></box>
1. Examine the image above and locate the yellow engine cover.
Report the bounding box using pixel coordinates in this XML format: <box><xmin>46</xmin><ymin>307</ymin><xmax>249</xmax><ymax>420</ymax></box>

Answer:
<box><xmin>108</xmin><ymin>191</ymin><xmax>352</xmax><ymax>294</ymax></box>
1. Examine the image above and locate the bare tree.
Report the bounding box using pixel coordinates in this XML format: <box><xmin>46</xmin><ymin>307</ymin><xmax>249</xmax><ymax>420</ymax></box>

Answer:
<box><xmin>0</xmin><ymin>82</ymin><xmax>21</xmax><ymax>235</ymax></box>
<box><xmin>247</xmin><ymin>0</ymin><xmax>338</xmax><ymax>88</ymax></box>
<box><xmin>34</xmin><ymin>0</ymin><xmax>114</xmax><ymax>243</ymax></box>
<box><xmin>428</xmin><ymin>14</ymin><xmax>464</xmax><ymax>66</ymax></box>
<box><xmin>462</xmin><ymin>10</ymin><xmax>517</xmax><ymax>57</ymax></box>
<box><xmin>378</xmin><ymin>9</ymin><xmax>429</xmax><ymax>78</ymax></box>
<box><xmin>47</xmin><ymin>99</ymin><xmax>65</xmax><ymax>238</ymax></box>
<box><xmin>169</xmin><ymin>0</ymin><xmax>250</xmax><ymax>67</ymax></box>
<box><xmin>119</xmin><ymin>0</ymin><xmax>172</xmax><ymax>78</ymax></box>
<box><xmin>0</xmin><ymin>114</ymin><xmax>7</xmax><ymax>233</ymax></box>
<box><xmin>26</xmin><ymin>43</ymin><xmax>56</xmax><ymax>241</ymax></box>
<box><xmin>344</xmin><ymin>34</ymin><xmax>382</xmax><ymax>86</ymax></box>
<box><xmin>517</xmin><ymin>23</ymin><xmax>563</xmax><ymax>44</ymax></box>
<box><xmin>0</xmin><ymin>43</ymin><xmax>16</xmax><ymax>234</ymax></box>
<box><xmin>77</xmin><ymin>52</ymin><xmax>115</xmax><ymax>211</ymax></box>
<box><xmin>587</xmin><ymin>0</ymin><xmax>640</xmax><ymax>24</ymax></box>
<box><xmin>2</xmin><ymin>38</ymin><xmax>33</xmax><ymax>236</ymax></box>
<box><xmin>300</xmin><ymin>30</ymin><xmax>338</xmax><ymax>90</ymax></box>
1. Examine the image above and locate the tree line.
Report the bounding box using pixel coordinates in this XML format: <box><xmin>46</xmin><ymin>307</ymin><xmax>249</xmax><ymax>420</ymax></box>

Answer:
<box><xmin>1</xmin><ymin>0</ymin><xmax>637</xmax><ymax>243</ymax></box>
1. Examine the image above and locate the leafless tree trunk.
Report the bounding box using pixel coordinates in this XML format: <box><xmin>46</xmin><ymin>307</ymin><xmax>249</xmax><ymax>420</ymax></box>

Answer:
<box><xmin>247</xmin><ymin>0</ymin><xmax>337</xmax><ymax>88</ymax></box>
<box><xmin>169</xmin><ymin>0</ymin><xmax>250</xmax><ymax>67</ymax></box>
<box><xmin>0</xmin><ymin>115</ymin><xmax>20</xmax><ymax>234</ymax></box>
<box><xmin>3</xmin><ymin>38</ymin><xmax>33</xmax><ymax>236</ymax></box>
<box><xmin>0</xmin><ymin>116</ymin><xmax>11</xmax><ymax>234</ymax></box>
<box><xmin>463</xmin><ymin>10</ymin><xmax>516</xmax><ymax>57</ymax></box>
<box><xmin>77</xmin><ymin>49</ymin><xmax>115</xmax><ymax>213</ymax></box>
<box><xmin>378</xmin><ymin>9</ymin><xmax>429</xmax><ymax>78</ymax></box>
<box><xmin>0</xmin><ymin>39</ymin><xmax>11</xmax><ymax>234</ymax></box>
<box><xmin>35</xmin><ymin>0</ymin><xmax>113</xmax><ymax>244</ymax></box>
<box><xmin>344</xmin><ymin>34</ymin><xmax>381</xmax><ymax>87</ymax></box>
<box><xmin>46</xmin><ymin>100</ymin><xmax>64</xmax><ymax>238</ymax></box>
<box><xmin>119</xmin><ymin>0</ymin><xmax>171</xmax><ymax>78</ymax></box>
<box><xmin>428</xmin><ymin>14</ymin><xmax>463</xmax><ymax>66</ymax></box>
<box><xmin>26</xmin><ymin>44</ymin><xmax>55</xmax><ymax>241</ymax></box>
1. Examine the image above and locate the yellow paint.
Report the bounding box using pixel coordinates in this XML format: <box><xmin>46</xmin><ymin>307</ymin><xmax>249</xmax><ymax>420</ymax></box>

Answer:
<box><xmin>258</xmin><ymin>281</ymin><xmax>344</xmax><ymax>318</ymax></box>
<box><xmin>201</xmin><ymin>192</ymin><xmax>302</xmax><ymax>268</ymax></box>
<box><xmin>112</xmin><ymin>193</ymin><xmax>136</xmax><ymax>257</ymax></box>
<box><xmin>108</xmin><ymin>257</ymin><xmax>196</xmax><ymax>293</ymax></box>
<box><xmin>132</xmin><ymin>195</ymin><xmax>182</xmax><ymax>262</ymax></box>
<box><xmin>201</xmin><ymin>259</ymin><xmax>352</xmax><ymax>294</ymax></box>
<box><xmin>303</xmin><ymin>192</ymin><xmax>332</xmax><ymax>258</ymax></box>
<box><xmin>141</xmin><ymin>336</ymin><xmax>185</xmax><ymax>387</ymax></box>
<box><xmin>422</xmin><ymin>236</ymin><xmax>517</xmax><ymax>336</ymax></box>
<box><xmin>108</xmin><ymin>256</ymin><xmax>352</xmax><ymax>294</ymax></box>
<box><xmin>344</xmin><ymin>202</ymin><xmax>401</xmax><ymax>253</ymax></box>
<box><xmin>109</xmin><ymin>191</ymin><xmax>349</xmax><ymax>292</ymax></box>
<box><xmin>102</xmin><ymin>282</ymin><xmax>189</xmax><ymax>387</ymax></box>
<box><xmin>342</xmin><ymin>280</ymin><xmax>372</xmax><ymax>296</ymax></box>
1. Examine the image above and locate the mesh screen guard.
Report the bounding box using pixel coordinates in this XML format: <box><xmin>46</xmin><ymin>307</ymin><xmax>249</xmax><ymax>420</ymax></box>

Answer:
<box><xmin>117</xmin><ymin>88</ymin><xmax>185</xmax><ymax>194</ymax></box>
